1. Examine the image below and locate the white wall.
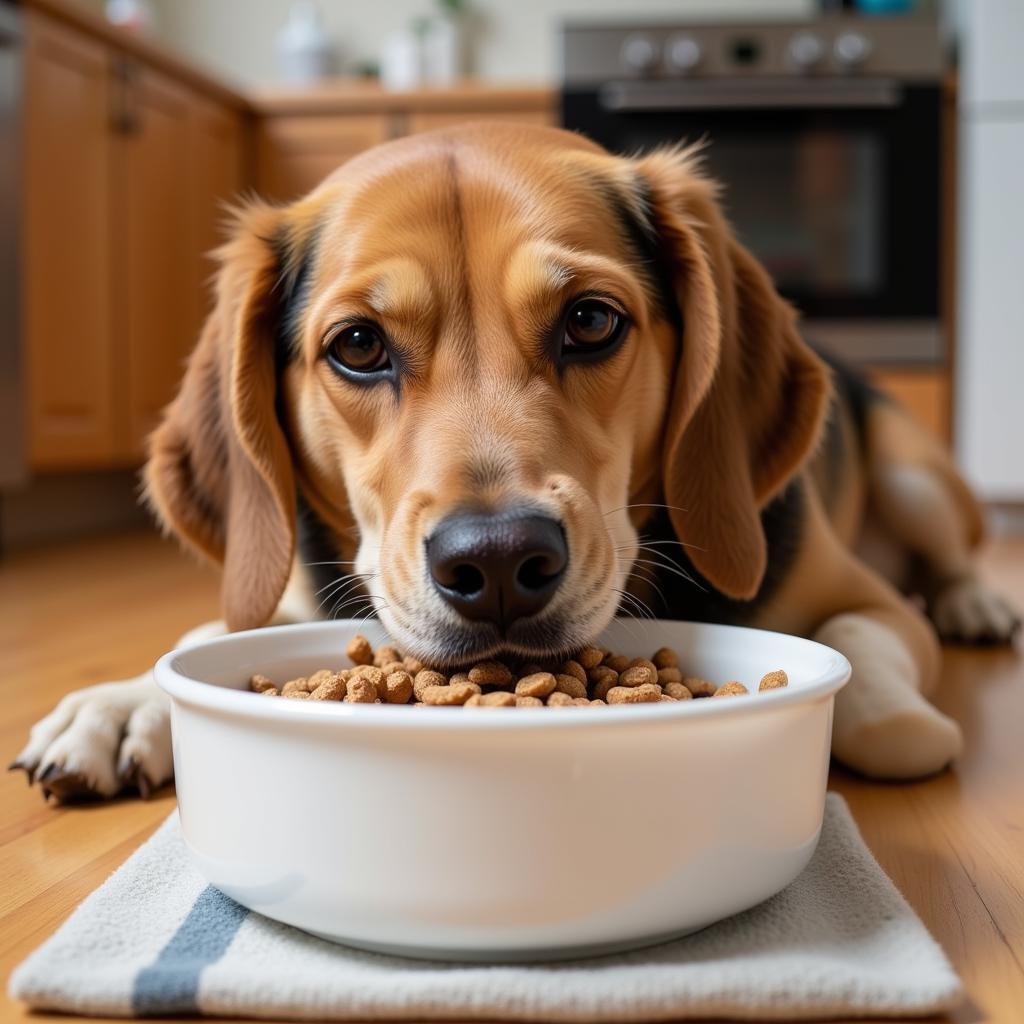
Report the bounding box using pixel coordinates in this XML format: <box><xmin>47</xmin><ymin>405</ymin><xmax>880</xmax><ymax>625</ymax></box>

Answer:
<box><xmin>135</xmin><ymin>0</ymin><xmax>813</xmax><ymax>87</ymax></box>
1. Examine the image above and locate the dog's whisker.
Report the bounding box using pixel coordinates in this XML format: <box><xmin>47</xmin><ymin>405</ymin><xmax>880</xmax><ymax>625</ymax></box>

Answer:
<box><xmin>316</xmin><ymin>575</ymin><xmax>378</xmax><ymax>616</ymax></box>
<box><xmin>628</xmin><ymin>555</ymin><xmax>705</xmax><ymax>592</ymax></box>
<box><xmin>314</xmin><ymin>570</ymin><xmax>375</xmax><ymax>599</ymax></box>
<box><xmin>602</xmin><ymin>502</ymin><xmax>690</xmax><ymax>518</ymax></box>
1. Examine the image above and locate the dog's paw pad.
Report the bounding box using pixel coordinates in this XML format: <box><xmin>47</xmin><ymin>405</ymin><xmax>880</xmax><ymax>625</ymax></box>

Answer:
<box><xmin>930</xmin><ymin>578</ymin><xmax>1021</xmax><ymax>645</ymax></box>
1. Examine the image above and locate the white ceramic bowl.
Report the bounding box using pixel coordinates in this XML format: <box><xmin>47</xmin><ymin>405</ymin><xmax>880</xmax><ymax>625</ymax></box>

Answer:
<box><xmin>155</xmin><ymin>618</ymin><xmax>849</xmax><ymax>962</ymax></box>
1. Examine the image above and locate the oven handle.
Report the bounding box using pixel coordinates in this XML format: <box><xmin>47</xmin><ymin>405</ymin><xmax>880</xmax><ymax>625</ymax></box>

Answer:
<box><xmin>599</xmin><ymin>78</ymin><xmax>902</xmax><ymax>112</ymax></box>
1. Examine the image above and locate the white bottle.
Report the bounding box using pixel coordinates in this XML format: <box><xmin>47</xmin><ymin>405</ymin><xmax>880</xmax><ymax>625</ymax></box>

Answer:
<box><xmin>105</xmin><ymin>0</ymin><xmax>156</xmax><ymax>35</ymax></box>
<box><xmin>380</xmin><ymin>30</ymin><xmax>425</xmax><ymax>91</ymax></box>
<box><xmin>277</xmin><ymin>1</ymin><xmax>338</xmax><ymax>84</ymax></box>
<box><xmin>424</xmin><ymin>14</ymin><xmax>464</xmax><ymax>84</ymax></box>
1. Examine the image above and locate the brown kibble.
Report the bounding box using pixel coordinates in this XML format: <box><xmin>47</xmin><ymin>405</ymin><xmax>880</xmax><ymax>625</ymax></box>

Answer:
<box><xmin>515</xmin><ymin>695</ymin><xmax>544</xmax><ymax>707</ymax></box>
<box><xmin>310</xmin><ymin>673</ymin><xmax>347</xmax><ymax>701</ymax></box>
<box><xmin>713</xmin><ymin>681</ymin><xmax>749</xmax><ymax>698</ymax></box>
<box><xmin>249</xmin><ymin>674</ymin><xmax>276</xmax><ymax>694</ymax></box>
<box><xmin>652</xmin><ymin>646</ymin><xmax>680</xmax><ymax>669</ymax></box>
<box><xmin>590</xmin><ymin>698</ymin><xmax>607</xmax><ymax>706</ymax></box>
<box><xmin>628</xmin><ymin>657</ymin><xmax>658</xmax><ymax>674</ymax></box>
<box><xmin>346</xmin><ymin>634</ymin><xmax>374</xmax><ymax>666</ymax></box>
<box><xmin>469</xmin><ymin>690</ymin><xmax>517</xmax><ymax>708</ymax></box>
<box><xmin>607</xmin><ymin>683</ymin><xmax>662</xmax><ymax>704</ymax></box>
<box><xmin>469</xmin><ymin>661</ymin><xmax>513</xmax><ymax>687</ymax></box>
<box><xmin>384</xmin><ymin>671</ymin><xmax>414</xmax><ymax>704</ymax></box>
<box><xmin>421</xmin><ymin>683</ymin><xmax>477</xmax><ymax>706</ymax></box>
<box><xmin>558</xmin><ymin>660</ymin><xmax>588</xmax><ymax>685</ymax></box>
<box><xmin>306</xmin><ymin>669</ymin><xmax>335</xmax><ymax>690</ymax></box>
<box><xmin>519</xmin><ymin>663</ymin><xmax>546</xmax><ymax>676</ymax></box>
<box><xmin>345</xmin><ymin>676</ymin><xmax>378</xmax><ymax>703</ymax></box>
<box><xmin>373</xmin><ymin>645</ymin><xmax>401</xmax><ymax>668</ymax></box>
<box><xmin>414</xmin><ymin>669</ymin><xmax>448</xmax><ymax>701</ymax></box>
<box><xmin>657</xmin><ymin>667</ymin><xmax>683</xmax><ymax>686</ymax></box>
<box><xmin>602</xmin><ymin>653</ymin><xmax>630</xmax><ymax>673</ymax></box>
<box><xmin>448</xmin><ymin>671</ymin><xmax>471</xmax><ymax>686</ymax></box>
<box><xmin>664</xmin><ymin>680</ymin><xmax>693</xmax><ymax>701</ymax></box>
<box><xmin>403</xmin><ymin>655</ymin><xmax>425</xmax><ymax>674</ymax></box>
<box><xmin>683</xmin><ymin>676</ymin><xmax>717</xmax><ymax>698</ymax></box>
<box><xmin>281</xmin><ymin>678</ymin><xmax>311</xmax><ymax>696</ymax></box>
<box><xmin>380</xmin><ymin>661</ymin><xmax>405</xmax><ymax>677</ymax></box>
<box><xmin>576</xmin><ymin>646</ymin><xmax>604</xmax><ymax>670</ymax></box>
<box><xmin>619</xmin><ymin>664</ymin><xmax>657</xmax><ymax>687</ymax></box>
<box><xmin>571</xmin><ymin>696</ymin><xmax>592</xmax><ymax>706</ymax></box>
<box><xmin>592</xmin><ymin>670</ymin><xmax>619</xmax><ymax>702</ymax></box>
<box><xmin>660</xmin><ymin>694</ymin><xmax>677</xmax><ymax>702</ymax></box>
<box><xmin>515</xmin><ymin>672</ymin><xmax>557</xmax><ymax>698</ymax></box>
<box><xmin>554</xmin><ymin>674</ymin><xmax>587</xmax><ymax>699</ymax></box>
<box><xmin>260</xmin><ymin>687</ymin><xmax>280</xmax><ymax>697</ymax></box>
<box><xmin>759</xmin><ymin>669</ymin><xmax>789</xmax><ymax>691</ymax></box>
<box><xmin>547</xmin><ymin>691</ymin><xmax>574</xmax><ymax>707</ymax></box>
<box><xmin>283</xmin><ymin>690</ymin><xmax>310</xmax><ymax>700</ymax></box>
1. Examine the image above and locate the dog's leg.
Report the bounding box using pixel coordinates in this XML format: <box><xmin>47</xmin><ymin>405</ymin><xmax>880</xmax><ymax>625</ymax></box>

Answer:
<box><xmin>12</xmin><ymin>620</ymin><xmax>227</xmax><ymax>801</ymax></box>
<box><xmin>816</xmin><ymin>608</ymin><xmax>962</xmax><ymax>779</ymax></box>
<box><xmin>762</xmin><ymin>487</ymin><xmax>962</xmax><ymax>779</ymax></box>
<box><xmin>865</xmin><ymin>401</ymin><xmax>1020</xmax><ymax>644</ymax></box>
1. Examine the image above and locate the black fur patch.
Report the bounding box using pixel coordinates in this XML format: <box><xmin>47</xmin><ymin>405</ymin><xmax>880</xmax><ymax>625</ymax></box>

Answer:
<box><xmin>592</xmin><ymin>174</ymin><xmax>680</xmax><ymax>330</ymax></box>
<box><xmin>629</xmin><ymin>480</ymin><xmax>806</xmax><ymax>626</ymax></box>
<box><xmin>272</xmin><ymin>226</ymin><xmax>319</xmax><ymax>375</ymax></box>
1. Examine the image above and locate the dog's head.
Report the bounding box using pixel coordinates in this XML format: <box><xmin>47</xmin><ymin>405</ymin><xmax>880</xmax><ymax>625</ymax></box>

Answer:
<box><xmin>146</xmin><ymin>124</ymin><xmax>829</xmax><ymax>663</ymax></box>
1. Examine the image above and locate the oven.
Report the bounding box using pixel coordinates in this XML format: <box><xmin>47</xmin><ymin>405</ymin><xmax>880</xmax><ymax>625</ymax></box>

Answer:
<box><xmin>561</xmin><ymin>18</ymin><xmax>945</xmax><ymax>365</ymax></box>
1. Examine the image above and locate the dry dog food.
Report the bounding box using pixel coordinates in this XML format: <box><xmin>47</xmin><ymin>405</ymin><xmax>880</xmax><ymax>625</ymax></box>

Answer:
<box><xmin>249</xmin><ymin>636</ymin><xmax>789</xmax><ymax>708</ymax></box>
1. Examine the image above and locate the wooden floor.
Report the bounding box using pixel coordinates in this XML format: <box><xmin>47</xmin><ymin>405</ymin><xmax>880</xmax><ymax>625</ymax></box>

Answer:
<box><xmin>1</xmin><ymin>529</ymin><xmax>1023</xmax><ymax>1024</ymax></box>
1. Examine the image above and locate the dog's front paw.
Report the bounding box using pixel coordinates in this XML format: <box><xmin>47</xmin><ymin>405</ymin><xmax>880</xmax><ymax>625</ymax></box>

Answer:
<box><xmin>10</xmin><ymin>676</ymin><xmax>172</xmax><ymax>802</ymax></box>
<box><xmin>929</xmin><ymin>576</ymin><xmax>1021</xmax><ymax>645</ymax></box>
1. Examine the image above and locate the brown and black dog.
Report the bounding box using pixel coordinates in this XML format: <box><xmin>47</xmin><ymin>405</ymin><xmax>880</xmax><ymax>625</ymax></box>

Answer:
<box><xmin>16</xmin><ymin>124</ymin><xmax>1019</xmax><ymax>797</ymax></box>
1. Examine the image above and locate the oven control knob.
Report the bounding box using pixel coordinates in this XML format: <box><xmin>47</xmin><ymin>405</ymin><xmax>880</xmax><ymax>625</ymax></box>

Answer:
<box><xmin>834</xmin><ymin>30</ymin><xmax>872</xmax><ymax>68</ymax></box>
<box><xmin>621</xmin><ymin>33</ymin><xmax>660</xmax><ymax>74</ymax></box>
<box><xmin>666</xmin><ymin>34</ymin><xmax>702</xmax><ymax>73</ymax></box>
<box><xmin>788</xmin><ymin>31</ymin><xmax>825</xmax><ymax>70</ymax></box>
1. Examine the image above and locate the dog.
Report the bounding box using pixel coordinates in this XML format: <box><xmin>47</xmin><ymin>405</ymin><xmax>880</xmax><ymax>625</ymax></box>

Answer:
<box><xmin>14</xmin><ymin>123</ymin><xmax>1019</xmax><ymax>800</ymax></box>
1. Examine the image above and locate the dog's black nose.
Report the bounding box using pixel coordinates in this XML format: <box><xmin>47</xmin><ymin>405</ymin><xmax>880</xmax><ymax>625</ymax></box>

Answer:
<box><xmin>426</xmin><ymin>511</ymin><xmax>568</xmax><ymax>628</ymax></box>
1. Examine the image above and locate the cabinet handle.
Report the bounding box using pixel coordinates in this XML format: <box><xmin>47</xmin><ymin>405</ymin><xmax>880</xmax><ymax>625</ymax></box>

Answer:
<box><xmin>111</xmin><ymin>58</ymin><xmax>141</xmax><ymax>135</ymax></box>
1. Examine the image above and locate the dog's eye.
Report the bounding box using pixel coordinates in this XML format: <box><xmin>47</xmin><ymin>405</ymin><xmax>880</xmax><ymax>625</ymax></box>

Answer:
<box><xmin>325</xmin><ymin>324</ymin><xmax>391</xmax><ymax>377</ymax></box>
<box><xmin>561</xmin><ymin>298</ymin><xmax>627</xmax><ymax>361</ymax></box>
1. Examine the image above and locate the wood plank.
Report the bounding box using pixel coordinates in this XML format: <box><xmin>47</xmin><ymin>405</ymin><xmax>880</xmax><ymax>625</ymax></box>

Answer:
<box><xmin>2</xmin><ymin>530</ymin><xmax>1023</xmax><ymax>1022</ymax></box>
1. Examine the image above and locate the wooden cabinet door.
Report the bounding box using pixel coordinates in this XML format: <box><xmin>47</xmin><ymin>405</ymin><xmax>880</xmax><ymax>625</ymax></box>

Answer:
<box><xmin>255</xmin><ymin>114</ymin><xmax>391</xmax><ymax>201</ymax></box>
<box><xmin>403</xmin><ymin>108</ymin><xmax>556</xmax><ymax>135</ymax></box>
<box><xmin>24</xmin><ymin>14</ymin><xmax>117</xmax><ymax>469</ymax></box>
<box><xmin>187</xmin><ymin>96</ymin><xmax>245</xmax><ymax>347</ymax></box>
<box><xmin>115</xmin><ymin>63</ymin><xmax>196</xmax><ymax>459</ymax></box>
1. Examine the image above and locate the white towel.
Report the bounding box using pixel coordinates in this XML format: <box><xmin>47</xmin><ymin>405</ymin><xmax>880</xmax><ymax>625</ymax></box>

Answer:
<box><xmin>9</xmin><ymin>794</ymin><xmax>961</xmax><ymax>1021</ymax></box>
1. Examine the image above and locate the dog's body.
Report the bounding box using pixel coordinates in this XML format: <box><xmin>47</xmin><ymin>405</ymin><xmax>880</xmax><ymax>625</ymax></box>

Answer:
<box><xmin>16</xmin><ymin>124</ymin><xmax>1018</xmax><ymax>799</ymax></box>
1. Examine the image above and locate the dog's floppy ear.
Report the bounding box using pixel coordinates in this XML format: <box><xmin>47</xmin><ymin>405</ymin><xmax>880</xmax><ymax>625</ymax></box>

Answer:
<box><xmin>635</xmin><ymin>147</ymin><xmax>831</xmax><ymax>600</ymax></box>
<box><xmin>144</xmin><ymin>202</ymin><xmax>299</xmax><ymax>631</ymax></box>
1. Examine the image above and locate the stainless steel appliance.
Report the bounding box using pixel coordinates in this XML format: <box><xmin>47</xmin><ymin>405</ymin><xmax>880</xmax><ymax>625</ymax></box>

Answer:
<box><xmin>0</xmin><ymin>0</ymin><xmax>23</xmax><ymax>486</ymax></box>
<box><xmin>561</xmin><ymin>17</ymin><xmax>945</xmax><ymax>365</ymax></box>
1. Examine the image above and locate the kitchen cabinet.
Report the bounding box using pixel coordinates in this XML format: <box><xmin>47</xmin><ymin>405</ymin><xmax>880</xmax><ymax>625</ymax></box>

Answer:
<box><xmin>117</xmin><ymin>63</ymin><xmax>196</xmax><ymax>458</ymax></box>
<box><xmin>256</xmin><ymin>114</ymin><xmax>391</xmax><ymax>202</ymax></box>
<box><xmin>24</xmin><ymin>14</ymin><xmax>117</xmax><ymax>468</ymax></box>
<box><xmin>23</xmin><ymin>9</ymin><xmax>246</xmax><ymax>470</ymax></box>
<box><xmin>403</xmin><ymin>108</ymin><xmax>555</xmax><ymax>135</ymax></box>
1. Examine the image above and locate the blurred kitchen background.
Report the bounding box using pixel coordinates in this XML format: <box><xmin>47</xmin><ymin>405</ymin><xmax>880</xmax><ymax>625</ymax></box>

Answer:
<box><xmin>1</xmin><ymin>0</ymin><xmax>1022</xmax><ymax>550</ymax></box>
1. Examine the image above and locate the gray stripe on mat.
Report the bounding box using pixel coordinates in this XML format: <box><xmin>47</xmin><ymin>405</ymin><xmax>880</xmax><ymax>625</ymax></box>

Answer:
<box><xmin>132</xmin><ymin>885</ymin><xmax>249</xmax><ymax>1016</ymax></box>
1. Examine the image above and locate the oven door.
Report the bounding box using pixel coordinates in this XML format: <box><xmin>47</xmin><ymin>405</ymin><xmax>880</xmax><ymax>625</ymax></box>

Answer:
<box><xmin>562</xmin><ymin>78</ymin><xmax>942</xmax><ymax>364</ymax></box>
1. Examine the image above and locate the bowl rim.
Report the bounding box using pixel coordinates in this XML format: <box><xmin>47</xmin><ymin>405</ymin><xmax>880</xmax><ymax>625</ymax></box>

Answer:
<box><xmin>154</xmin><ymin>619</ymin><xmax>851</xmax><ymax>732</ymax></box>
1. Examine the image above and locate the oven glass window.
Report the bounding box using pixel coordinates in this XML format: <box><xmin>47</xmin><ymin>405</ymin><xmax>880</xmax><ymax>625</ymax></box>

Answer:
<box><xmin>707</xmin><ymin>132</ymin><xmax>883</xmax><ymax>296</ymax></box>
